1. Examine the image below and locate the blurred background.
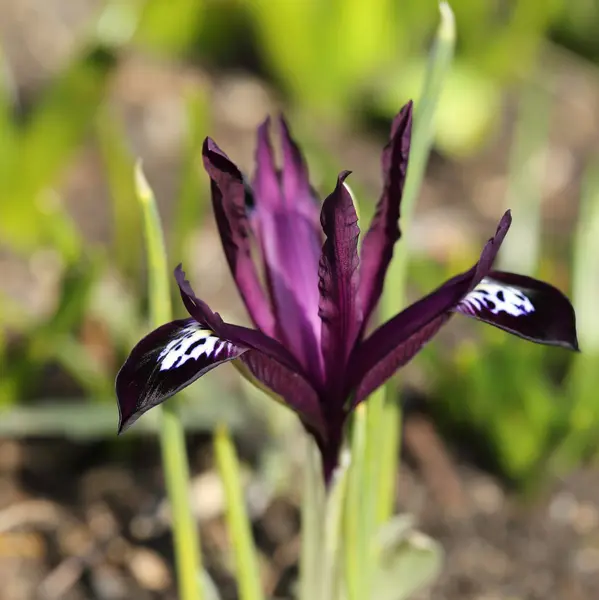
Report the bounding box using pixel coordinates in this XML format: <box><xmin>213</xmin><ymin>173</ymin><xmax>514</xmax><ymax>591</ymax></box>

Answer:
<box><xmin>1</xmin><ymin>0</ymin><xmax>599</xmax><ymax>598</ymax></box>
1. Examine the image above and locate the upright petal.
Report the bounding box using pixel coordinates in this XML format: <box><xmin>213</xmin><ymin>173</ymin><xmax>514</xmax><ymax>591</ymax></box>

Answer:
<box><xmin>202</xmin><ymin>138</ymin><xmax>276</xmax><ymax>337</ymax></box>
<box><xmin>252</xmin><ymin>119</ymin><xmax>324</xmax><ymax>378</ymax></box>
<box><xmin>318</xmin><ymin>172</ymin><xmax>362</xmax><ymax>391</ymax></box>
<box><xmin>116</xmin><ymin>318</ymin><xmax>246</xmax><ymax>432</ymax></box>
<box><xmin>359</xmin><ymin>101</ymin><xmax>413</xmax><ymax>325</ymax></box>
<box><xmin>279</xmin><ymin>115</ymin><xmax>321</xmax><ymax>228</ymax></box>
<box><xmin>456</xmin><ymin>271</ymin><xmax>579</xmax><ymax>350</ymax></box>
<box><xmin>349</xmin><ymin>211</ymin><xmax>512</xmax><ymax>405</ymax></box>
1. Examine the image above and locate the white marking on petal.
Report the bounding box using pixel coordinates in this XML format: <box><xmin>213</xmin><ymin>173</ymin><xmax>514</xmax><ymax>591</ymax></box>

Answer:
<box><xmin>157</xmin><ymin>325</ymin><xmax>229</xmax><ymax>371</ymax></box>
<box><xmin>460</xmin><ymin>278</ymin><xmax>535</xmax><ymax>318</ymax></box>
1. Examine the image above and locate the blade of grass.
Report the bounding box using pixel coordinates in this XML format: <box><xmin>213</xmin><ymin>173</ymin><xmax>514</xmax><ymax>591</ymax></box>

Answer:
<box><xmin>135</xmin><ymin>163</ymin><xmax>202</xmax><ymax>600</ymax></box>
<box><xmin>496</xmin><ymin>75</ymin><xmax>551</xmax><ymax>274</ymax></box>
<box><xmin>552</xmin><ymin>155</ymin><xmax>599</xmax><ymax>468</ymax></box>
<box><xmin>96</xmin><ymin>107</ymin><xmax>142</xmax><ymax>285</ymax></box>
<box><xmin>321</xmin><ymin>450</ymin><xmax>351</xmax><ymax>600</ymax></box>
<box><xmin>374</xmin><ymin>0</ymin><xmax>456</xmax><ymax>524</ymax></box>
<box><xmin>344</xmin><ymin>403</ymin><xmax>370</xmax><ymax>600</ymax></box>
<box><xmin>299</xmin><ymin>438</ymin><xmax>325</xmax><ymax>600</ymax></box>
<box><xmin>2</xmin><ymin>45</ymin><xmax>116</xmax><ymax>258</ymax></box>
<box><xmin>171</xmin><ymin>89</ymin><xmax>210</xmax><ymax>273</ymax></box>
<box><xmin>214</xmin><ymin>425</ymin><xmax>264</xmax><ymax>600</ymax></box>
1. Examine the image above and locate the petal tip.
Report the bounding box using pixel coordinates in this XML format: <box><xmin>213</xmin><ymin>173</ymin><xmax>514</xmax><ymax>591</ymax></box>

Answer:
<box><xmin>338</xmin><ymin>170</ymin><xmax>352</xmax><ymax>184</ymax></box>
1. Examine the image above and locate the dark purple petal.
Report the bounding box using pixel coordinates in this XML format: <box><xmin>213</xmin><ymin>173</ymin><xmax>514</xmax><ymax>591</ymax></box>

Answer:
<box><xmin>349</xmin><ymin>211</ymin><xmax>512</xmax><ymax>405</ymax></box>
<box><xmin>202</xmin><ymin>138</ymin><xmax>276</xmax><ymax>337</ymax></box>
<box><xmin>175</xmin><ymin>264</ymin><xmax>326</xmax><ymax>427</ymax></box>
<box><xmin>174</xmin><ymin>264</ymin><xmax>224</xmax><ymax>331</ymax></box>
<box><xmin>237</xmin><ymin>352</ymin><xmax>326</xmax><ymax>439</ymax></box>
<box><xmin>456</xmin><ymin>271</ymin><xmax>579</xmax><ymax>350</ymax></box>
<box><xmin>175</xmin><ymin>264</ymin><xmax>307</xmax><ymax>376</ymax></box>
<box><xmin>359</xmin><ymin>101</ymin><xmax>413</xmax><ymax>325</ymax></box>
<box><xmin>116</xmin><ymin>318</ymin><xmax>246</xmax><ymax>432</ymax></box>
<box><xmin>253</xmin><ymin>118</ymin><xmax>280</xmax><ymax>211</ymax></box>
<box><xmin>251</xmin><ymin>118</ymin><xmax>324</xmax><ymax>378</ymax></box>
<box><xmin>279</xmin><ymin>115</ymin><xmax>321</xmax><ymax>227</ymax></box>
<box><xmin>318</xmin><ymin>171</ymin><xmax>362</xmax><ymax>391</ymax></box>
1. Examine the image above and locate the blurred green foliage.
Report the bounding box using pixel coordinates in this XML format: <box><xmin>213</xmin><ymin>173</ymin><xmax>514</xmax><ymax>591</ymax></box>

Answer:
<box><xmin>0</xmin><ymin>0</ymin><xmax>598</xmax><ymax>491</ymax></box>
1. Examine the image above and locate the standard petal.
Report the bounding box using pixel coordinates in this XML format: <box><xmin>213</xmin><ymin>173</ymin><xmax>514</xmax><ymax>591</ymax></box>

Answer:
<box><xmin>318</xmin><ymin>172</ymin><xmax>362</xmax><ymax>390</ymax></box>
<box><xmin>456</xmin><ymin>271</ymin><xmax>579</xmax><ymax>350</ymax></box>
<box><xmin>251</xmin><ymin>118</ymin><xmax>324</xmax><ymax>378</ymax></box>
<box><xmin>349</xmin><ymin>211</ymin><xmax>512</xmax><ymax>405</ymax></box>
<box><xmin>116</xmin><ymin>318</ymin><xmax>245</xmax><ymax>432</ymax></box>
<box><xmin>202</xmin><ymin>138</ymin><xmax>276</xmax><ymax>336</ymax></box>
<box><xmin>279</xmin><ymin>115</ymin><xmax>321</xmax><ymax>227</ymax></box>
<box><xmin>359</xmin><ymin>101</ymin><xmax>413</xmax><ymax>325</ymax></box>
<box><xmin>253</xmin><ymin>117</ymin><xmax>280</xmax><ymax>211</ymax></box>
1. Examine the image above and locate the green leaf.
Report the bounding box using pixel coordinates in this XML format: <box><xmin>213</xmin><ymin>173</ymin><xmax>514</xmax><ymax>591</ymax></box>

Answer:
<box><xmin>96</xmin><ymin>107</ymin><xmax>143</xmax><ymax>285</ymax></box>
<box><xmin>371</xmin><ymin>515</ymin><xmax>443</xmax><ymax>600</ymax></box>
<box><xmin>214</xmin><ymin>425</ymin><xmax>264</xmax><ymax>600</ymax></box>
<box><xmin>2</xmin><ymin>45</ymin><xmax>116</xmax><ymax>257</ymax></box>
<box><xmin>134</xmin><ymin>163</ymin><xmax>203</xmax><ymax>600</ymax></box>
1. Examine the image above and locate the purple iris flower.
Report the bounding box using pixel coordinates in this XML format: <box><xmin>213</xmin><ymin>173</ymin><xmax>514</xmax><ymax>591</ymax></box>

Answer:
<box><xmin>116</xmin><ymin>101</ymin><xmax>578</xmax><ymax>482</ymax></box>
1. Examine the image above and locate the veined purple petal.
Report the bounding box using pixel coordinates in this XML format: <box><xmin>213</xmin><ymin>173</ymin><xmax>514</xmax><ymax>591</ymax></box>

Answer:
<box><xmin>349</xmin><ymin>211</ymin><xmax>512</xmax><ymax>405</ymax></box>
<box><xmin>456</xmin><ymin>271</ymin><xmax>579</xmax><ymax>350</ymax></box>
<box><xmin>251</xmin><ymin>119</ymin><xmax>323</xmax><ymax>378</ymax></box>
<box><xmin>176</xmin><ymin>265</ymin><xmax>305</xmax><ymax>375</ymax></box>
<box><xmin>116</xmin><ymin>318</ymin><xmax>245</xmax><ymax>432</ymax></box>
<box><xmin>238</xmin><ymin>352</ymin><xmax>326</xmax><ymax>438</ymax></box>
<box><xmin>253</xmin><ymin>118</ymin><xmax>280</xmax><ymax>211</ymax></box>
<box><xmin>174</xmin><ymin>265</ymin><xmax>326</xmax><ymax>431</ymax></box>
<box><xmin>318</xmin><ymin>172</ymin><xmax>362</xmax><ymax>391</ymax></box>
<box><xmin>202</xmin><ymin>138</ymin><xmax>276</xmax><ymax>337</ymax></box>
<box><xmin>279</xmin><ymin>116</ymin><xmax>321</xmax><ymax>228</ymax></box>
<box><xmin>359</xmin><ymin>101</ymin><xmax>413</xmax><ymax>325</ymax></box>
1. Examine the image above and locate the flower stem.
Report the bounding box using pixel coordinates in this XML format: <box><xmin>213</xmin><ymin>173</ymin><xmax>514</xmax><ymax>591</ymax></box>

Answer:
<box><xmin>135</xmin><ymin>163</ymin><xmax>202</xmax><ymax>600</ymax></box>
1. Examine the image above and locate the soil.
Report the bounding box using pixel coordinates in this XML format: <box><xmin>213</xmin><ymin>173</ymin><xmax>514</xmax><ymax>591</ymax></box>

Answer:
<box><xmin>2</xmin><ymin>2</ymin><xmax>599</xmax><ymax>599</ymax></box>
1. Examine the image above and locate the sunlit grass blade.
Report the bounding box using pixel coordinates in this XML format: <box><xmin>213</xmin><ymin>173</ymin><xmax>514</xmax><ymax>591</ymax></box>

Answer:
<box><xmin>497</xmin><ymin>75</ymin><xmax>551</xmax><ymax>274</ymax></box>
<box><xmin>96</xmin><ymin>107</ymin><xmax>142</xmax><ymax>285</ymax></box>
<box><xmin>299</xmin><ymin>438</ymin><xmax>325</xmax><ymax>600</ymax></box>
<box><xmin>552</xmin><ymin>155</ymin><xmax>599</xmax><ymax>468</ymax></box>
<box><xmin>135</xmin><ymin>163</ymin><xmax>202</xmax><ymax>600</ymax></box>
<box><xmin>0</xmin><ymin>396</ymin><xmax>250</xmax><ymax>439</ymax></box>
<box><xmin>375</xmin><ymin>0</ymin><xmax>456</xmax><ymax>523</ymax></box>
<box><xmin>344</xmin><ymin>403</ymin><xmax>370</xmax><ymax>600</ymax></box>
<box><xmin>321</xmin><ymin>450</ymin><xmax>351</xmax><ymax>600</ymax></box>
<box><xmin>171</xmin><ymin>89</ymin><xmax>210</xmax><ymax>276</ymax></box>
<box><xmin>1</xmin><ymin>45</ymin><xmax>116</xmax><ymax>257</ymax></box>
<box><xmin>214</xmin><ymin>425</ymin><xmax>265</xmax><ymax>600</ymax></box>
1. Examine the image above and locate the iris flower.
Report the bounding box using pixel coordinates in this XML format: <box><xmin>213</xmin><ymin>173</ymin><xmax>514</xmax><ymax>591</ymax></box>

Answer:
<box><xmin>116</xmin><ymin>101</ymin><xmax>578</xmax><ymax>481</ymax></box>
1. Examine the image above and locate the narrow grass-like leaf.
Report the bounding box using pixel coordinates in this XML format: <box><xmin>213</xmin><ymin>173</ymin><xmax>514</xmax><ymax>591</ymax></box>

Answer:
<box><xmin>96</xmin><ymin>107</ymin><xmax>142</xmax><ymax>285</ymax></box>
<box><xmin>214</xmin><ymin>425</ymin><xmax>264</xmax><ymax>600</ymax></box>
<box><xmin>135</xmin><ymin>163</ymin><xmax>203</xmax><ymax>600</ymax></box>
<box><xmin>171</xmin><ymin>89</ymin><xmax>210</xmax><ymax>272</ymax></box>
<box><xmin>321</xmin><ymin>450</ymin><xmax>351</xmax><ymax>600</ymax></box>
<box><xmin>0</xmin><ymin>394</ymin><xmax>249</xmax><ymax>439</ymax></box>
<box><xmin>376</xmin><ymin>0</ymin><xmax>456</xmax><ymax>523</ymax></box>
<box><xmin>344</xmin><ymin>403</ymin><xmax>370</xmax><ymax>600</ymax></box>
<box><xmin>299</xmin><ymin>439</ymin><xmax>325</xmax><ymax>600</ymax></box>
<box><xmin>2</xmin><ymin>45</ymin><xmax>116</xmax><ymax>256</ymax></box>
<box><xmin>552</xmin><ymin>156</ymin><xmax>599</xmax><ymax>468</ymax></box>
<box><xmin>497</xmin><ymin>76</ymin><xmax>551</xmax><ymax>274</ymax></box>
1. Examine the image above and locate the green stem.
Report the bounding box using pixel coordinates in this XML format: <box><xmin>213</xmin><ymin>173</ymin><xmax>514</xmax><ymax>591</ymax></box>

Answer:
<box><xmin>135</xmin><ymin>163</ymin><xmax>202</xmax><ymax>600</ymax></box>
